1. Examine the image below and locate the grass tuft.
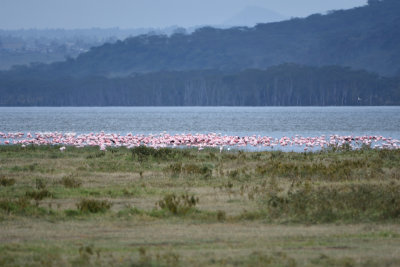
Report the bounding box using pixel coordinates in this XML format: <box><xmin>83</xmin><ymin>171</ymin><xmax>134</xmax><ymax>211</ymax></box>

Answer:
<box><xmin>60</xmin><ymin>175</ymin><xmax>82</xmax><ymax>188</ymax></box>
<box><xmin>157</xmin><ymin>193</ymin><xmax>199</xmax><ymax>215</ymax></box>
<box><xmin>25</xmin><ymin>189</ymin><xmax>53</xmax><ymax>201</ymax></box>
<box><xmin>0</xmin><ymin>176</ymin><xmax>15</xmax><ymax>187</ymax></box>
<box><xmin>0</xmin><ymin>197</ymin><xmax>47</xmax><ymax>215</ymax></box>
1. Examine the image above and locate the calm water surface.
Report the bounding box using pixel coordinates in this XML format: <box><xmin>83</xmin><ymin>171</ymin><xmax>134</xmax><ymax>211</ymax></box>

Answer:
<box><xmin>0</xmin><ymin>107</ymin><xmax>399</xmax><ymax>139</ymax></box>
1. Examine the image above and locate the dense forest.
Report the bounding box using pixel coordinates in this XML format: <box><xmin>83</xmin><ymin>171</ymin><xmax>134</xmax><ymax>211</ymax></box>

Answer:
<box><xmin>1</xmin><ymin>64</ymin><xmax>399</xmax><ymax>106</ymax></box>
<box><xmin>0</xmin><ymin>0</ymin><xmax>399</xmax><ymax>106</ymax></box>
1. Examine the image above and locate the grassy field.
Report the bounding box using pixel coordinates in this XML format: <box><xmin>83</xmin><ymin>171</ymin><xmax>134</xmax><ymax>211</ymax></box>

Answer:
<box><xmin>0</xmin><ymin>145</ymin><xmax>399</xmax><ymax>266</ymax></box>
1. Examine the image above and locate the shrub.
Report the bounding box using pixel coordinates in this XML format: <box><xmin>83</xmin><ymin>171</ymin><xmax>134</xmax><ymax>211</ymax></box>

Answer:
<box><xmin>217</xmin><ymin>210</ymin><xmax>226</xmax><ymax>222</ymax></box>
<box><xmin>61</xmin><ymin>175</ymin><xmax>82</xmax><ymax>188</ymax></box>
<box><xmin>35</xmin><ymin>178</ymin><xmax>47</xmax><ymax>189</ymax></box>
<box><xmin>0</xmin><ymin>176</ymin><xmax>15</xmax><ymax>187</ymax></box>
<box><xmin>157</xmin><ymin>193</ymin><xmax>199</xmax><ymax>215</ymax></box>
<box><xmin>25</xmin><ymin>189</ymin><xmax>53</xmax><ymax>200</ymax></box>
<box><xmin>0</xmin><ymin>198</ymin><xmax>30</xmax><ymax>214</ymax></box>
<box><xmin>77</xmin><ymin>199</ymin><xmax>112</xmax><ymax>213</ymax></box>
<box><xmin>0</xmin><ymin>197</ymin><xmax>46</xmax><ymax>215</ymax></box>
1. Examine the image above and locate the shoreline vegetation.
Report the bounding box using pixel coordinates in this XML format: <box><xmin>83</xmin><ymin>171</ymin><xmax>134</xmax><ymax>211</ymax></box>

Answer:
<box><xmin>1</xmin><ymin>145</ymin><xmax>399</xmax><ymax>266</ymax></box>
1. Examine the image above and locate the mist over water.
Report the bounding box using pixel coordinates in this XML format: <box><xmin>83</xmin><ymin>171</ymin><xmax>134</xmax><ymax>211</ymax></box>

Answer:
<box><xmin>0</xmin><ymin>107</ymin><xmax>399</xmax><ymax>139</ymax></box>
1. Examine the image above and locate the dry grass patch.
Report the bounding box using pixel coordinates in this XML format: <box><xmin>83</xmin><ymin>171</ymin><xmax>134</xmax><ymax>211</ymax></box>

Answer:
<box><xmin>1</xmin><ymin>146</ymin><xmax>400</xmax><ymax>265</ymax></box>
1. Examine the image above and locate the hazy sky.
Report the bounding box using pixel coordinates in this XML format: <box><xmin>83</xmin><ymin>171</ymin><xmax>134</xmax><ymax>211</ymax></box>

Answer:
<box><xmin>0</xmin><ymin>0</ymin><xmax>368</xmax><ymax>29</ymax></box>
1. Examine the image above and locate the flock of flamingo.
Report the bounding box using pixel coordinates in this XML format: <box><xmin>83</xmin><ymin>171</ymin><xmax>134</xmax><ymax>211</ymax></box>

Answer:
<box><xmin>0</xmin><ymin>132</ymin><xmax>399</xmax><ymax>151</ymax></box>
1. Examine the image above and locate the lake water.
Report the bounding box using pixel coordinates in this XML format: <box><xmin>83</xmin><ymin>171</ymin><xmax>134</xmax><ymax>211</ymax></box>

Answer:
<box><xmin>0</xmin><ymin>107</ymin><xmax>399</xmax><ymax>139</ymax></box>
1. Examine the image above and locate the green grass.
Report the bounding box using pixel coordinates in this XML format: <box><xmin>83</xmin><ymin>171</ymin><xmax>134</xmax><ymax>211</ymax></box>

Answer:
<box><xmin>0</xmin><ymin>145</ymin><xmax>400</xmax><ymax>266</ymax></box>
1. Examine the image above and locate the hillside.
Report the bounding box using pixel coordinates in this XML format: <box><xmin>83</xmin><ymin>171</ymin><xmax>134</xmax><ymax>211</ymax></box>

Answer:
<box><xmin>18</xmin><ymin>0</ymin><xmax>399</xmax><ymax>77</ymax></box>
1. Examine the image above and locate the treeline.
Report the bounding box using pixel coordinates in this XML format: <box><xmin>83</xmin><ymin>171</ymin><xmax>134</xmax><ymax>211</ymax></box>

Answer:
<box><xmin>1</xmin><ymin>64</ymin><xmax>399</xmax><ymax>106</ymax></box>
<box><xmin>6</xmin><ymin>0</ymin><xmax>398</xmax><ymax>77</ymax></box>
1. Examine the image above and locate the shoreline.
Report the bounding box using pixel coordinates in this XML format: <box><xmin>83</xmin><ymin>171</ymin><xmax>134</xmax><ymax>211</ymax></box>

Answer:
<box><xmin>1</xmin><ymin>132</ymin><xmax>399</xmax><ymax>151</ymax></box>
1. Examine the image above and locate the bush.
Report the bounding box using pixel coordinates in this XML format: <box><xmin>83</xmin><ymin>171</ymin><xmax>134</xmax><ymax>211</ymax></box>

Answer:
<box><xmin>0</xmin><ymin>197</ymin><xmax>46</xmax><ymax>215</ymax></box>
<box><xmin>0</xmin><ymin>176</ymin><xmax>15</xmax><ymax>187</ymax></box>
<box><xmin>61</xmin><ymin>175</ymin><xmax>82</xmax><ymax>188</ymax></box>
<box><xmin>0</xmin><ymin>198</ymin><xmax>30</xmax><ymax>214</ymax></box>
<box><xmin>157</xmin><ymin>193</ymin><xmax>199</xmax><ymax>215</ymax></box>
<box><xmin>25</xmin><ymin>189</ymin><xmax>53</xmax><ymax>200</ymax></box>
<box><xmin>35</xmin><ymin>178</ymin><xmax>47</xmax><ymax>189</ymax></box>
<box><xmin>77</xmin><ymin>199</ymin><xmax>112</xmax><ymax>213</ymax></box>
<box><xmin>217</xmin><ymin>210</ymin><xmax>226</xmax><ymax>222</ymax></box>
